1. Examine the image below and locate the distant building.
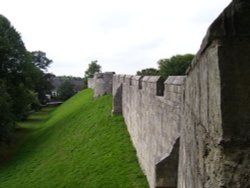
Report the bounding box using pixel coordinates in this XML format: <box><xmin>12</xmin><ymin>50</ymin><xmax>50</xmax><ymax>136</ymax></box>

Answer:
<box><xmin>51</xmin><ymin>76</ymin><xmax>83</xmax><ymax>97</ymax></box>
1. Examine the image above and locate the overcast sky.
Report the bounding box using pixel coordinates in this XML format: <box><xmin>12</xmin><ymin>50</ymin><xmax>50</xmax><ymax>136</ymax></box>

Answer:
<box><xmin>0</xmin><ymin>0</ymin><xmax>231</xmax><ymax>77</ymax></box>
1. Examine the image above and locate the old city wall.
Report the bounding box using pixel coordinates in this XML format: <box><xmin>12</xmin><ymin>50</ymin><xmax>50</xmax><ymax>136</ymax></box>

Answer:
<box><xmin>88</xmin><ymin>0</ymin><xmax>250</xmax><ymax>187</ymax></box>
<box><xmin>179</xmin><ymin>1</ymin><xmax>250</xmax><ymax>187</ymax></box>
<box><xmin>112</xmin><ymin>75</ymin><xmax>185</xmax><ymax>188</ymax></box>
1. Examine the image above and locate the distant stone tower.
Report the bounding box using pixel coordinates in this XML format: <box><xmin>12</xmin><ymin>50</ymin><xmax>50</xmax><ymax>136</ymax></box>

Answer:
<box><xmin>88</xmin><ymin>72</ymin><xmax>115</xmax><ymax>97</ymax></box>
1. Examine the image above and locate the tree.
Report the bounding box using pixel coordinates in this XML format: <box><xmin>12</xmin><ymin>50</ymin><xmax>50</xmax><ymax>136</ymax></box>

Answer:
<box><xmin>0</xmin><ymin>15</ymin><xmax>30</xmax><ymax>84</ymax></box>
<box><xmin>158</xmin><ymin>54</ymin><xmax>194</xmax><ymax>79</ymax></box>
<box><xmin>0</xmin><ymin>80</ymin><xmax>14</xmax><ymax>144</ymax></box>
<box><xmin>0</xmin><ymin>14</ymin><xmax>36</xmax><ymax>120</ymax></box>
<box><xmin>30</xmin><ymin>70</ymin><xmax>55</xmax><ymax>106</ymax></box>
<box><xmin>31</xmin><ymin>51</ymin><xmax>52</xmax><ymax>71</ymax></box>
<box><xmin>83</xmin><ymin>60</ymin><xmax>101</xmax><ymax>89</ymax></box>
<box><xmin>84</xmin><ymin>60</ymin><xmax>101</xmax><ymax>78</ymax></box>
<box><xmin>11</xmin><ymin>84</ymin><xmax>38</xmax><ymax>120</ymax></box>
<box><xmin>136</xmin><ymin>68</ymin><xmax>159</xmax><ymax>76</ymax></box>
<box><xmin>58</xmin><ymin>80</ymin><xmax>75</xmax><ymax>101</ymax></box>
<box><xmin>0</xmin><ymin>15</ymin><xmax>54</xmax><ymax>143</ymax></box>
<box><xmin>30</xmin><ymin>51</ymin><xmax>54</xmax><ymax>105</ymax></box>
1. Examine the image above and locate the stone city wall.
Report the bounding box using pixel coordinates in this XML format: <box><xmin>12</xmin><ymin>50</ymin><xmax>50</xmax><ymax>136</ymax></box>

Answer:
<box><xmin>112</xmin><ymin>75</ymin><xmax>186</xmax><ymax>188</ymax></box>
<box><xmin>88</xmin><ymin>0</ymin><xmax>250</xmax><ymax>187</ymax></box>
<box><xmin>179</xmin><ymin>0</ymin><xmax>250</xmax><ymax>187</ymax></box>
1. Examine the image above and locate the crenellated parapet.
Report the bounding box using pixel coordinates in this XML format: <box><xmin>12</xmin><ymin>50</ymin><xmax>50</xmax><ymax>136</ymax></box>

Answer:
<box><xmin>113</xmin><ymin>75</ymin><xmax>185</xmax><ymax>102</ymax></box>
<box><xmin>112</xmin><ymin>74</ymin><xmax>185</xmax><ymax>188</ymax></box>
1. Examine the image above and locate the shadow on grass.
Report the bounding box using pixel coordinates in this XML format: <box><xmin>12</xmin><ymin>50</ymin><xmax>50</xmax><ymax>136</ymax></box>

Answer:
<box><xmin>0</xmin><ymin>107</ymin><xmax>57</xmax><ymax>167</ymax></box>
<box><xmin>15</xmin><ymin>126</ymin><xmax>33</xmax><ymax>134</ymax></box>
<box><xmin>23</xmin><ymin>117</ymin><xmax>45</xmax><ymax>124</ymax></box>
<box><xmin>0</xmin><ymin>114</ymin><xmax>65</xmax><ymax>171</ymax></box>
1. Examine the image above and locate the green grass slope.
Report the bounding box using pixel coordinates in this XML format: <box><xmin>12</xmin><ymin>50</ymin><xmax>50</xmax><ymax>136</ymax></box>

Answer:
<box><xmin>0</xmin><ymin>89</ymin><xmax>148</xmax><ymax>188</ymax></box>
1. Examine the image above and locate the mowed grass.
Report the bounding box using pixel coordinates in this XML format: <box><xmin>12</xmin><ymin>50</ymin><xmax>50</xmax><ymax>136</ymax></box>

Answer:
<box><xmin>0</xmin><ymin>89</ymin><xmax>148</xmax><ymax>188</ymax></box>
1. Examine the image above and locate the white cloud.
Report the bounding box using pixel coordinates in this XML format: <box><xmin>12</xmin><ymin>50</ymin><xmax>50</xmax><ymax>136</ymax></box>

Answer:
<box><xmin>0</xmin><ymin>0</ymin><xmax>231</xmax><ymax>76</ymax></box>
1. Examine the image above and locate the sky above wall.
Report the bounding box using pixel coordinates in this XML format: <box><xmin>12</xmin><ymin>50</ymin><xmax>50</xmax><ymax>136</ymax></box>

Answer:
<box><xmin>0</xmin><ymin>0</ymin><xmax>231</xmax><ymax>77</ymax></box>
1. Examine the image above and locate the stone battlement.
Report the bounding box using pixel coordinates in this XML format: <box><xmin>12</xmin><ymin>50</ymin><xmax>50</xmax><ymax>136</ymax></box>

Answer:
<box><xmin>113</xmin><ymin>74</ymin><xmax>185</xmax><ymax>97</ymax></box>
<box><xmin>88</xmin><ymin>72</ymin><xmax>115</xmax><ymax>97</ymax></box>
<box><xmin>112</xmin><ymin>74</ymin><xmax>185</xmax><ymax>188</ymax></box>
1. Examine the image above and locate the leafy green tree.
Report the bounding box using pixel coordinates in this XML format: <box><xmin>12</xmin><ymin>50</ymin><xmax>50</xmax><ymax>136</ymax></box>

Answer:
<box><xmin>0</xmin><ymin>15</ymin><xmax>32</xmax><ymax>143</ymax></box>
<box><xmin>30</xmin><ymin>51</ymin><xmax>54</xmax><ymax>104</ymax></box>
<box><xmin>58</xmin><ymin>80</ymin><xmax>75</xmax><ymax>101</ymax></box>
<box><xmin>136</xmin><ymin>68</ymin><xmax>159</xmax><ymax>76</ymax></box>
<box><xmin>34</xmin><ymin>73</ymin><xmax>55</xmax><ymax>105</ymax></box>
<box><xmin>0</xmin><ymin>15</ymin><xmax>30</xmax><ymax>84</ymax></box>
<box><xmin>0</xmin><ymin>15</ymin><xmax>55</xmax><ymax>143</ymax></box>
<box><xmin>158</xmin><ymin>54</ymin><xmax>194</xmax><ymax>79</ymax></box>
<box><xmin>83</xmin><ymin>60</ymin><xmax>101</xmax><ymax>89</ymax></box>
<box><xmin>0</xmin><ymin>80</ymin><xmax>14</xmax><ymax>143</ymax></box>
<box><xmin>84</xmin><ymin>60</ymin><xmax>101</xmax><ymax>78</ymax></box>
<box><xmin>0</xmin><ymin>14</ymin><xmax>36</xmax><ymax>120</ymax></box>
<box><xmin>31</xmin><ymin>51</ymin><xmax>52</xmax><ymax>71</ymax></box>
<box><xmin>11</xmin><ymin>85</ymin><xmax>37</xmax><ymax>120</ymax></box>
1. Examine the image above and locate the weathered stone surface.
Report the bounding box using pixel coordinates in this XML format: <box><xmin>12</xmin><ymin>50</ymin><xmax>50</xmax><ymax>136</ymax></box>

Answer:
<box><xmin>112</xmin><ymin>75</ymin><xmax>123</xmax><ymax>115</ymax></box>
<box><xmin>88</xmin><ymin>72</ymin><xmax>115</xmax><ymax>97</ymax></box>
<box><xmin>156</xmin><ymin>138</ymin><xmax>179</xmax><ymax>188</ymax></box>
<box><xmin>87</xmin><ymin>78</ymin><xmax>94</xmax><ymax>89</ymax></box>
<box><xmin>112</xmin><ymin>75</ymin><xmax>185</xmax><ymax>188</ymax></box>
<box><xmin>180</xmin><ymin>0</ymin><xmax>250</xmax><ymax>187</ymax></box>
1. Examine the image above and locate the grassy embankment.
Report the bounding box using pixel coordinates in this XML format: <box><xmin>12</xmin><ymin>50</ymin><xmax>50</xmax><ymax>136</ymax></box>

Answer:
<box><xmin>0</xmin><ymin>89</ymin><xmax>148</xmax><ymax>188</ymax></box>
